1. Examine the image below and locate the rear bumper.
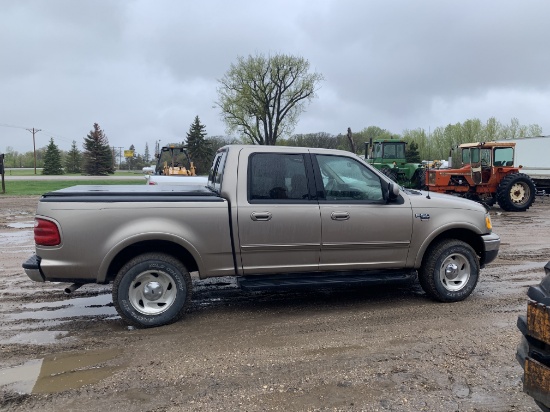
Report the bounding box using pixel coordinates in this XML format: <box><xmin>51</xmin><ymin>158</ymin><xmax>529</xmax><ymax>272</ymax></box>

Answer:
<box><xmin>22</xmin><ymin>254</ymin><xmax>45</xmax><ymax>282</ymax></box>
<box><xmin>481</xmin><ymin>233</ymin><xmax>500</xmax><ymax>267</ymax></box>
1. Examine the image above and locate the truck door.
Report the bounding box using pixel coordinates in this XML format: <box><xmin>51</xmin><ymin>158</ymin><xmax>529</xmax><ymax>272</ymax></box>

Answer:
<box><xmin>313</xmin><ymin>154</ymin><xmax>413</xmax><ymax>270</ymax></box>
<box><xmin>236</xmin><ymin>151</ymin><xmax>321</xmax><ymax>275</ymax></box>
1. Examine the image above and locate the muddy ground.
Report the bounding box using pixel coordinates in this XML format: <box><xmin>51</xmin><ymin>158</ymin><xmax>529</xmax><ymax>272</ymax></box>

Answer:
<box><xmin>0</xmin><ymin>195</ymin><xmax>549</xmax><ymax>412</ymax></box>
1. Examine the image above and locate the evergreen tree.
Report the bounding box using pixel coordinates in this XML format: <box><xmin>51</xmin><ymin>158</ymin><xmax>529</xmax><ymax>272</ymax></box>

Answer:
<box><xmin>405</xmin><ymin>141</ymin><xmax>421</xmax><ymax>163</ymax></box>
<box><xmin>42</xmin><ymin>138</ymin><xmax>64</xmax><ymax>175</ymax></box>
<box><xmin>186</xmin><ymin>116</ymin><xmax>213</xmax><ymax>174</ymax></box>
<box><xmin>65</xmin><ymin>140</ymin><xmax>82</xmax><ymax>174</ymax></box>
<box><xmin>144</xmin><ymin>143</ymin><xmax>150</xmax><ymax>164</ymax></box>
<box><xmin>82</xmin><ymin>123</ymin><xmax>114</xmax><ymax>175</ymax></box>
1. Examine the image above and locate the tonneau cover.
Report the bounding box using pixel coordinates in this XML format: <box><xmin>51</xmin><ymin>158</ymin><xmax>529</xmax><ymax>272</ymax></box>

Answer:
<box><xmin>40</xmin><ymin>184</ymin><xmax>222</xmax><ymax>203</ymax></box>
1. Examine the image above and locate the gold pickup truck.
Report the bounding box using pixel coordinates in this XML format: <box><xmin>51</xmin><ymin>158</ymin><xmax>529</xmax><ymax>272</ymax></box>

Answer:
<box><xmin>517</xmin><ymin>261</ymin><xmax>550</xmax><ymax>411</ymax></box>
<box><xmin>23</xmin><ymin>145</ymin><xmax>499</xmax><ymax>328</ymax></box>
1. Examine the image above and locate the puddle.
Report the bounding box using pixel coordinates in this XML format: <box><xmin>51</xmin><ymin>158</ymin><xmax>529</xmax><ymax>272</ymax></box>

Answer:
<box><xmin>0</xmin><ymin>230</ymin><xmax>33</xmax><ymax>246</ymax></box>
<box><xmin>3</xmin><ymin>331</ymin><xmax>71</xmax><ymax>345</ymax></box>
<box><xmin>5</xmin><ymin>221</ymin><xmax>34</xmax><ymax>229</ymax></box>
<box><xmin>8</xmin><ymin>294</ymin><xmax>118</xmax><ymax>321</ymax></box>
<box><xmin>0</xmin><ymin>348</ymin><xmax>123</xmax><ymax>394</ymax></box>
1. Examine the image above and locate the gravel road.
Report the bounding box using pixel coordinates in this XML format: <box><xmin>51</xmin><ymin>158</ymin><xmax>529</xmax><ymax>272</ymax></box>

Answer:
<box><xmin>0</xmin><ymin>195</ymin><xmax>548</xmax><ymax>411</ymax></box>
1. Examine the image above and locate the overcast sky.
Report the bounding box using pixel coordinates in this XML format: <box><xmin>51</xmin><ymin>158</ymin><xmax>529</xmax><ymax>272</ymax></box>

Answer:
<box><xmin>1</xmin><ymin>0</ymin><xmax>549</xmax><ymax>155</ymax></box>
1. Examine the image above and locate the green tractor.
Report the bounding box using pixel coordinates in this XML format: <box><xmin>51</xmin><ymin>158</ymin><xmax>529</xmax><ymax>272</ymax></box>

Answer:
<box><xmin>364</xmin><ymin>137</ymin><xmax>425</xmax><ymax>189</ymax></box>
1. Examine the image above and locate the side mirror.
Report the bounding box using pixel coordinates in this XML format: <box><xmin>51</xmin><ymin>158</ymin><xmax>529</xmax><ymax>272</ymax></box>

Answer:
<box><xmin>385</xmin><ymin>182</ymin><xmax>399</xmax><ymax>203</ymax></box>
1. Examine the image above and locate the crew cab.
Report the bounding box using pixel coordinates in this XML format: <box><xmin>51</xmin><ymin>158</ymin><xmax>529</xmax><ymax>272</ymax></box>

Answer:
<box><xmin>23</xmin><ymin>145</ymin><xmax>500</xmax><ymax>327</ymax></box>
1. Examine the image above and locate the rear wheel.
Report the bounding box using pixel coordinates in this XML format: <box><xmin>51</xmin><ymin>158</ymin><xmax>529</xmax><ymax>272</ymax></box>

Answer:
<box><xmin>419</xmin><ymin>239</ymin><xmax>479</xmax><ymax>302</ymax></box>
<box><xmin>113</xmin><ymin>253</ymin><xmax>191</xmax><ymax>328</ymax></box>
<box><xmin>412</xmin><ymin>168</ymin><xmax>426</xmax><ymax>189</ymax></box>
<box><xmin>496</xmin><ymin>173</ymin><xmax>536</xmax><ymax>212</ymax></box>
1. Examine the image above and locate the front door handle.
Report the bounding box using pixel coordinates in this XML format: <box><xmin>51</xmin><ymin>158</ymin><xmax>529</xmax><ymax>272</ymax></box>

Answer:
<box><xmin>331</xmin><ymin>211</ymin><xmax>350</xmax><ymax>221</ymax></box>
<box><xmin>251</xmin><ymin>212</ymin><xmax>272</xmax><ymax>221</ymax></box>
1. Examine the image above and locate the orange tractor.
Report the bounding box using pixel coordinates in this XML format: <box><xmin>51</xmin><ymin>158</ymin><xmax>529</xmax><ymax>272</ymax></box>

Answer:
<box><xmin>426</xmin><ymin>141</ymin><xmax>536</xmax><ymax>212</ymax></box>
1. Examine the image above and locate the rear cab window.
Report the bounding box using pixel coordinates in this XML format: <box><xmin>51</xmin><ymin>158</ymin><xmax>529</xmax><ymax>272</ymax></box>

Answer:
<box><xmin>248</xmin><ymin>153</ymin><xmax>312</xmax><ymax>203</ymax></box>
<box><xmin>208</xmin><ymin>148</ymin><xmax>228</xmax><ymax>193</ymax></box>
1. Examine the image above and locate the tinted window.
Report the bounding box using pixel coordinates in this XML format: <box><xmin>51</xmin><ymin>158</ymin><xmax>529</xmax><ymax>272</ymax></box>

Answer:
<box><xmin>316</xmin><ymin>155</ymin><xmax>383</xmax><ymax>201</ymax></box>
<box><xmin>249</xmin><ymin>153</ymin><xmax>309</xmax><ymax>201</ymax></box>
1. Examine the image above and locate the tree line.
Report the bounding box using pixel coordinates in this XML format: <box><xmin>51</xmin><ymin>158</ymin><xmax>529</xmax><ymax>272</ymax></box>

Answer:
<box><xmin>2</xmin><ymin>116</ymin><xmax>542</xmax><ymax>175</ymax></box>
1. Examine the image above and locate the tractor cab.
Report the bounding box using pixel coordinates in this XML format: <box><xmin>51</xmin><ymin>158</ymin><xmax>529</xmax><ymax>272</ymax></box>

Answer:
<box><xmin>155</xmin><ymin>144</ymin><xmax>196</xmax><ymax>176</ymax></box>
<box><xmin>459</xmin><ymin>142</ymin><xmax>515</xmax><ymax>185</ymax></box>
<box><xmin>365</xmin><ymin>138</ymin><xmax>424</xmax><ymax>188</ymax></box>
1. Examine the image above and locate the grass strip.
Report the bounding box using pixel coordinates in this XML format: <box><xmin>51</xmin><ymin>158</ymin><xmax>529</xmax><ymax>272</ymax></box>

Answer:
<box><xmin>1</xmin><ymin>180</ymin><xmax>144</xmax><ymax>196</ymax></box>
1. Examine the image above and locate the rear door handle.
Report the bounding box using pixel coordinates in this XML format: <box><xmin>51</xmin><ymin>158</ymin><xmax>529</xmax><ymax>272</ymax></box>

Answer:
<box><xmin>251</xmin><ymin>212</ymin><xmax>272</xmax><ymax>221</ymax></box>
<box><xmin>331</xmin><ymin>211</ymin><xmax>350</xmax><ymax>221</ymax></box>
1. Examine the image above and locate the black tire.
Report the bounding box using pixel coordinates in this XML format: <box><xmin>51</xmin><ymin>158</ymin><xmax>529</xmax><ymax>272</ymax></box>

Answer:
<box><xmin>496</xmin><ymin>173</ymin><xmax>536</xmax><ymax>212</ymax></box>
<box><xmin>419</xmin><ymin>239</ymin><xmax>479</xmax><ymax>302</ymax></box>
<box><xmin>412</xmin><ymin>168</ymin><xmax>426</xmax><ymax>189</ymax></box>
<box><xmin>113</xmin><ymin>253</ymin><xmax>192</xmax><ymax>328</ymax></box>
<box><xmin>381</xmin><ymin>166</ymin><xmax>398</xmax><ymax>182</ymax></box>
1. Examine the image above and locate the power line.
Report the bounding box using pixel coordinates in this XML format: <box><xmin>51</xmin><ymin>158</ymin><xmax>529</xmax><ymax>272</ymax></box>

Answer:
<box><xmin>0</xmin><ymin>123</ymin><xmax>29</xmax><ymax>130</ymax></box>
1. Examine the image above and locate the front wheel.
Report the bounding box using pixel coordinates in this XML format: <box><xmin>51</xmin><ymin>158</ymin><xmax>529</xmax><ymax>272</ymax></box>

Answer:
<box><xmin>496</xmin><ymin>173</ymin><xmax>536</xmax><ymax>212</ymax></box>
<box><xmin>113</xmin><ymin>253</ymin><xmax>192</xmax><ymax>328</ymax></box>
<box><xmin>419</xmin><ymin>239</ymin><xmax>479</xmax><ymax>302</ymax></box>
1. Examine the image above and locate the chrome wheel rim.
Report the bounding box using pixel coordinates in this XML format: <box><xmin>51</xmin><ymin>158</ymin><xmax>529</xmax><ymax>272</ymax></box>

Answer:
<box><xmin>128</xmin><ymin>270</ymin><xmax>177</xmax><ymax>315</ymax></box>
<box><xmin>439</xmin><ymin>253</ymin><xmax>470</xmax><ymax>291</ymax></box>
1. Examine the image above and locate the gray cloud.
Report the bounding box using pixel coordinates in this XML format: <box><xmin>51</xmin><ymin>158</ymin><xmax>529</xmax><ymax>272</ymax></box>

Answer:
<box><xmin>1</xmin><ymin>0</ymin><xmax>548</xmax><ymax>155</ymax></box>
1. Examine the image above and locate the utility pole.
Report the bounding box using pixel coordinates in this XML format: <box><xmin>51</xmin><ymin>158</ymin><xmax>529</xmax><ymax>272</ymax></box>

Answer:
<box><xmin>26</xmin><ymin>128</ymin><xmax>41</xmax><ymax>174</ymax></box>
<box><xmin>116</xmin><ymin>147</ymin><xmax>124</xmax><ymax>169</ymax></box>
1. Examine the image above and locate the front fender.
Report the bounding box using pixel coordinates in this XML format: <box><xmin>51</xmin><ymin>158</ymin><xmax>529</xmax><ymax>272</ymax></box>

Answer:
<box><xmin>411</xmin><ymin>221</ymin><xmax>484</xmax><ymax>268</ymax></box>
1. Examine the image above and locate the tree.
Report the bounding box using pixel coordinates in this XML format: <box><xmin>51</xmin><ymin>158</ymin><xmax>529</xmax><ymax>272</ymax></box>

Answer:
<box><xmin>405</xmin><ymin>141</ymin><xmax>421</xmax><ymax>163</ymax></box>
<box><xmin>65</xmin><ymin>140</ymin><xmax>82</xmax><ymax>174</ymax></box>
<box><xmin>206</xmin><ymin>135</ymin><xmax>242</xmax><ymax>153</ymax></box>
<box><xmin>42</xmin><ymin>138</ymin><xmax>64</xmax><ymax>175</ymax></box>
<box><xmin>217</xmin><ymin>53</ymin><xmax>323</xmax><ymax>145</ymax></box>
<box><xmin>144</xmin><ymin>143</ymin><xmax>151</xmax><ymax>164</ymax></box>
<box><xmin>186</xmin><ymin>116</ymin><xmax>213</xmax><ymax>174</ymax></box>
<box><xmin>285</xmin><ymin>132</ymin><xmax>338</xmax><ymax>149</ymax></box>
<box><xmin>82</xmin><ymin>123</ymin><xmax>114</xmax><ymax>176</ymax></box>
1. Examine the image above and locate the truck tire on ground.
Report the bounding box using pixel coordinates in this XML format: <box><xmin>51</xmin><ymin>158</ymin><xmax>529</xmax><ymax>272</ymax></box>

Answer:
<box><xmin>113</xmin><ymin>253</ymin><xmax>192</xmax><ymax>328</ymax></box>
<box><xmin>381</xmin><ymin>166</ymin><xmax>398</xmax><ymax>182</ymax></box>
<box><xmin>419</xmin><ymin>239</ymin><xmax>479</xmax><ymax>302</ymax></box>
<box><xmin>496</xmin><ymin>173</ymin><xmax>536</xmax><ymax>212</ymax></box>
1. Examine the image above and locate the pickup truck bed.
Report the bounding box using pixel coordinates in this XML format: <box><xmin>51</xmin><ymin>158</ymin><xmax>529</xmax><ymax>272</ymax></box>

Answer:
<box><xmin>41</xmin><ymin>184</ymin><xmax>217</xmax><ymax>201</ymax></box>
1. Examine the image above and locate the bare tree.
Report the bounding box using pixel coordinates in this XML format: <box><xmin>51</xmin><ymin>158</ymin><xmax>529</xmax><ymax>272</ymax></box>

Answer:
<box><xmin>217</xmin><ymin>53</ymin><xmax>323</xmax><ymax>145</ymax></box>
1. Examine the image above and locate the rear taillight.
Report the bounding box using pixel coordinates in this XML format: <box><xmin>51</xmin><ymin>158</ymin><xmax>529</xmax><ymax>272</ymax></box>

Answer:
<box><xmin>34</xmin><ymin>218</ymin><xmax>61</xmax><ymax>246</ymax></box>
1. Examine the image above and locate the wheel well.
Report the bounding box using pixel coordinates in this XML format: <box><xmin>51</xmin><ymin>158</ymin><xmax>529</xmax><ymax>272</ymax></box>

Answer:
<box><xmin>106</xmin><ymin>240</ymin><xmax>199</xmax><ymax>282</ymax></box>
<box><xmin>421</xmin><ymin>228</ymin><xmax>484</xmax><ymax>266</ymax></box>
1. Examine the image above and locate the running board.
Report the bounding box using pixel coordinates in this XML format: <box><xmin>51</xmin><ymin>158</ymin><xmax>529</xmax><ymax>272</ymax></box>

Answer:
<box><xmin>237</xmin><ymin>270</ymin><xmax>417</xmax><ymax>291</ymax></box>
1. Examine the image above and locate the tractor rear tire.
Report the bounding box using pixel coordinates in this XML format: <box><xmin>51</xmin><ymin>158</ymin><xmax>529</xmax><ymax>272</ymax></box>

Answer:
<box><xmin>496</xmin><ymin>173</ymin><xmax>536</xmax><ymax>212</ymax></box>
<box><xmin>412</xmin><ymin>169</ymin><xmax>426</xmax><ymax>190</ymax></box>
